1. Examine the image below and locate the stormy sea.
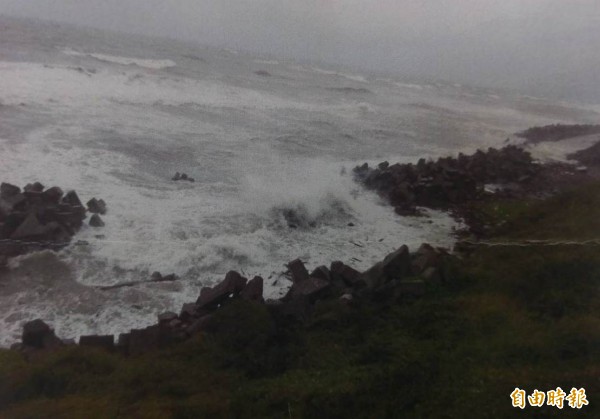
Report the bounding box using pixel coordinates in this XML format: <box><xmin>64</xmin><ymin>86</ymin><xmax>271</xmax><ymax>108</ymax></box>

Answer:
<box><xmin>0</xmin><ymin>15</ymin><xmax>598</xmax><ymax>345</ymax></box>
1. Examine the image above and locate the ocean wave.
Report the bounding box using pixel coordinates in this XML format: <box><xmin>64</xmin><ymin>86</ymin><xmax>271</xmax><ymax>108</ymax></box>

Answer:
<box><xmin>62</xmin><ymin>48</ymin><xmax>176</xmax><ymax>70</ymax></box>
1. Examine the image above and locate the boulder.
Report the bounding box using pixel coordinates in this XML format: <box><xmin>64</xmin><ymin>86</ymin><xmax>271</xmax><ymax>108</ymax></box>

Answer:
<box><xmin>0</xmin><ymin>192</ymin><xmax>25</xmax><ymax>213</ymax></box>
<box><xmin>116</xmin><ymin>333</ymin><xmax>131</xmax><ymax>355</ymax></box>
<box><xmin>10</xmin><ymin>213</ymin><xmax>60</xmax><ymax>240</ymax></box>
<box><xmin>411</xmin><ymin>243</ymin><xmax>441</xmax><ymax>274</ymax></box>
<box><xmin>24</xmin><ymin>182</ymin><xmax>44</xmax><ymax>193</ymax></box>
<box><xmin>286</xmin><ymin>276</ymin><xmax>330</xmax><ymax>303</ymax></box>
<box><xmin>0</xmin><ymin>183</ymin><xmax>20</xmax><ymax>198</ymax></box>
<box><xmin>287</xmin><ymin>259</ymin><xmax>309</xmax><ymax>283</ymax></box>
<box><xmin>361</xmin><ymin>245</ymin><xmax>412</xmax><ymax>288</ymax></box>
<box><xmin>79</xmin><ymin>335</ymin><xmax>115</xmax><ymax>351</ymax></box>
<box><xmin>86</xmin><ymin>198</ymin><xmax>107</xmax><ymax>215</ymax></box>
<box><xmin>172</xmin><ymin>172</ymin><xmax>181</xmax><ymax>181</ymax></box>
<box><xmin>89</xmin><ymin>214</ymin><xmax>105</xmax><ymax>227</ymax></box>
<box><xmin>240</xmin><ymin>276</ymin><xmax>264</xmax><ymax>302</ymax></box>
<box><xmin>62</xmin><ymin>190</ymin><xmax>83</xmax><ymax>207</ymax></box>
<box><xmin>196</xmin><ymin>271</ymin><xmax>248</xmax><ymax>309</ymax></box>
<box><xmin>310</xmin><ymin>265</ymin><xmax>331</xmax><ymax>282</ymax></box>
<box><xmin>158</xmin><ymin>311</ymin><xmax>178</xmax><ymax>325</ymax></box>
<box><xmin>330</xmin><ymin>261</ymin><xmax>363</xmax><ymax>287</ymax></box>
<box><xmin>179</xmin><ymin>302</ymin><xmax>199</xmax><ymax>321</ymax></box>
<box><xmin>22</xmin><ymin>319</ymin><xmax>61</xmax><ymax>349</ymax></box>
<box><xmin>42</xmin><ymin>186</ymin><xmax>63</xmax><ymax>204</ymax></box>
<box><xmin>129</xmin><ymin>325</ymin><xmax>160</xmax><ymax>355</ymax></box>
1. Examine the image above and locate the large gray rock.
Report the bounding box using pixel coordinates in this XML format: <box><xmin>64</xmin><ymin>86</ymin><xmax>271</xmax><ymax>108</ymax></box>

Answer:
<box><xmin>10</xmin><ymin>213</ymin><xmax>60</xmax><ymax>240</ymax></box>
<box><xmin>22</xmin><ymin>319</ymin><xmax>61</xmax><ymax>349</ymax></box>
<box><xmin>0</xmin><ymin>183</ymin><xmax>20</xmax><ymax>198</ymax></box>
<box><xmin>86</xmin><ymin>198</ymin><xmax>107</xmax><ymax>215</ymax></box>
<box><xmin>330</xmin><ymin>261</ymin><xmax>363</xmax><ymax>287</ymax></box>
<box><xmin>89</xmin><ymin>214</ymin><xmax>105</xmax><ymax>227</ymax></box>
<box><xmin>196</xmin><ymin>271</ymin><xmax>248</xmax><ymax>309</ymax></box>
<box><xmin>62</xmin><ymin>190</ymin><xmax>83</xmax><ymax>207</ymax></box>
<box><xmin>361</xmin><ymin>245</ymin><xmax>412</xmax><ymax>289</ymax></box>
<box><xmin>0</xmin><ymin>192</ymin><xmax>25</xmax><ymax>214</ymax></box>
<box><xmin>24</xmin><ymin>182</ymin><xmax>44</xmax><ymax>193</ymax></box>
<box><xmin>42</xmin><ymin>186</ymin><xmax>64</xmax><ymax>204</ymax></box>
<box><xmin>286</xmin><ymin>276</ymin><xmax>330</xmax><ymax>303</ymax></box>
<box><xmin>129</xmin><ymin>325</ymin><xmax>160</xmax><ymax>355</ymax></box>
<box><xmin>411</xmin><ymin>243</ymin><xmax>441</xmax><ymax>274</ymax></box>
<box><xmin>240</xmin><ymin>276</ymin><xmax>264</xmax><ymax>302</ymax></box>
<box><xmin>287</xmin><ymin>258</ymin><xmax>309</xmax><ymax>283</ymax></box>
<box><xmin>79</xmin><ymin>335</ymin><xmax>115</xmax><ymax>351</ymax></box>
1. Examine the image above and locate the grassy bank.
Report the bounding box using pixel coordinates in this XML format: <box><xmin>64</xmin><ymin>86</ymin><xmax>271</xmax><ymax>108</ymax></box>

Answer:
<box><xmin>1</xmin><ymin>183</ymin><xmax>599</xmax><ymax>418</ymax></box>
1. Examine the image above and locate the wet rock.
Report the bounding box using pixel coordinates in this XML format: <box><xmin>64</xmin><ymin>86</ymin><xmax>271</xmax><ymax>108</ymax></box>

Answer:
<box><xmin>0</xmin><ymin>192</ymin><xmax>25</xmax><ymax>213</ymax></box>
<box><xmin>286</xmin><ymin>277</ymin><xmax>330</xmax><ymax>303</ymax></box>
<box><xmin>330</xmin><ymin>261</ymin><xmax>363</xmax><ymax>287</ymax></box>
<box><xmin>129</xmin><ymin>325</ymin><xmax>160</xmax><ymax>355</ymax></box>
<box><xmin>361</xmin><ymin>245</ymin><xmax>412</xmax><ymax>289</ymax></box>
<box><xmin>180</xmin><ymin>302</ymin><xmax>200</xmax><ymax>321</ymax></box>
<box><xmin>196</xmin><ymin>271</ymin><xmax>248</xmax><ymax>309</ymax></box>
<box><xmin>22</xmin><ymin>319</ymin><xmax>61</xmax><ymax>349</ymax></box>
<box><xmin>24</xmin><ymin>182</ymin><xmax>44</xmax><ymax>193</ymax></box>
<box><xmin>10</xmin><ymin>213</ymin><xmax>60</xmax><ymax>240</ymax></box>
<box><xmin>116</xmin><ymin>333</ymin><xmax>131</xmax><ymax>355</ymax></box>
<box><xmin>86</xmin><ymin>198</ymin><xmax>107</xmax><ymax>215</ymax></box>
<box><xmin>62</xmin><ymin>190</ymin><xmax>83</xmax><ymax>207</ymax></box>
<box><xmin>158</xmin><ymin>312</ymin><xmax>178</xmax><ymax>325</ymax></box>
<box><xmin>79</xmin><ymin>335</ymin><xmax>115</xmax><ymax>351</ymax></box>
<box><xmin>240</xmin><ymin>276</ymin><xmax>264</xmax><ymax>302</ymax></box>
<box><xmin>411</xmin><ymin>243</ymin><xmax>442</xmax><ymax>274</ymax></box>
<box><xmin>0</xmin><ymin>183</ymin><xmax>21</xmax><ymax>198</ymax></box>
<box><xmin>42</xmin><ymin>186</ymin><xmax>63</xmax><ymax>204</ymax></box>
<box><xmin>89</xmin><ymin>214</ymin><xmax>105</xmax><ymax>227</ymax></box>
<box><xmin>287</xmin><ymin>259</ymin><xmax>309</xmax><ymax>283</ymax></box>
<box><xmin>310</xmin><ymin>265</ymin><xmax>331</xmax><ymax>282</ymax></box>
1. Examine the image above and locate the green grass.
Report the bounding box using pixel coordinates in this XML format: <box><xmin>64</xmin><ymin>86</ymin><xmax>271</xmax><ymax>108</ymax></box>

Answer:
<box><xmin>1</xmin><ymin>183</ymin><xmax>600</xmax><ymax>418</ymax></box>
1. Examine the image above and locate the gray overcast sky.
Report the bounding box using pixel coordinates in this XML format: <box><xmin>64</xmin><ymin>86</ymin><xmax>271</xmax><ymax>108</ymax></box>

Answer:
<box><xmin>1</xmin><ymin>0</ymin><xmax>600</xmax><ymax>103</ymax></box>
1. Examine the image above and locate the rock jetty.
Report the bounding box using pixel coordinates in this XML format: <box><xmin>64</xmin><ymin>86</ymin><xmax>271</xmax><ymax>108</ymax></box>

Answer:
<box><xmin>353</xmin><ymin>145</ymin><xmax>537</xmax><ymax>216</ymax></box>
<box><xmin>11</xmin><ymin>242</ymin><xmax>453</xmax><ymax>356</ymax></box>
<box><xmin>0</xmin><ymin>182</ymin><xmax>106</xmax><ymax>262</ymax></box>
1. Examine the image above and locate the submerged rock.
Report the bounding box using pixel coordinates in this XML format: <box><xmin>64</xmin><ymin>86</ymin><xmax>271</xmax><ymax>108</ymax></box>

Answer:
<box><xmin>89</xmin><ymin>214</ymin><xmax>105</xmax><ymax>227</ymax></box>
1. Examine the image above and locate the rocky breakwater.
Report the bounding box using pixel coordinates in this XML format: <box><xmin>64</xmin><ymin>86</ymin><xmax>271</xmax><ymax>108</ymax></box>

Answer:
<box><xmin>353</xmin><ymin>145</ymin><xmax>537</xmax><ymax>217</ymax></box>
<box><xmin>0</xmin><ymin>182</ymin><xmax>107</xmax><ymax>266</ymax></box>
<box><xmin>11</xmin><ymin>243</ymin><xmax>454</xmax><ymax>356</ymax></box>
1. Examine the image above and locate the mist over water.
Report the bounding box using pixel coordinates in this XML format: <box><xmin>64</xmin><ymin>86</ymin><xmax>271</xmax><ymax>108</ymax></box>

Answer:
<box><xmin>0</xmin><ymin>16</ymin><xmax>598</xmax><ymax>345</ymax></box>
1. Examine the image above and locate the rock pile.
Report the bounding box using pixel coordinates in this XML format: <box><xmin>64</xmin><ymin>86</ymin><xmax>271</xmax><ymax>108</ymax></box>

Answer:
<box><xmin>171</xmin><ymin>172</ymin><xmax>195</xmax><ymax>182</ymax></box>
<box><xmin>353</xmin><ymin>146</ymin><xmax>536</xmax><ymax>215</ymax></box>
<box><xmin>0</xmin><ymin>182</ymin><xmax>106</xmax><ymax>260</ymax></box>
<box><xmin>11</xmin><ymin>243</ymin><xmax>453</xmax><ymax>356</ymax></box>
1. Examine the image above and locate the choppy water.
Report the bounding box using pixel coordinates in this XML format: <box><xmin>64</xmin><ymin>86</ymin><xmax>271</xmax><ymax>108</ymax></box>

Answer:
<box><xmin>0</xmin><ymin>16</ymin><xmax>598</xmax><ymax>345</ymax></box>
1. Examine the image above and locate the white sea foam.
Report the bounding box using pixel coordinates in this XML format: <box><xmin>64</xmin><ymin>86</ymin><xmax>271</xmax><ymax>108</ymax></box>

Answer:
<box><xmin>62</xmin><ymin>48</ymin><xmax>176</xmax><ymax>69</ymax></box>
